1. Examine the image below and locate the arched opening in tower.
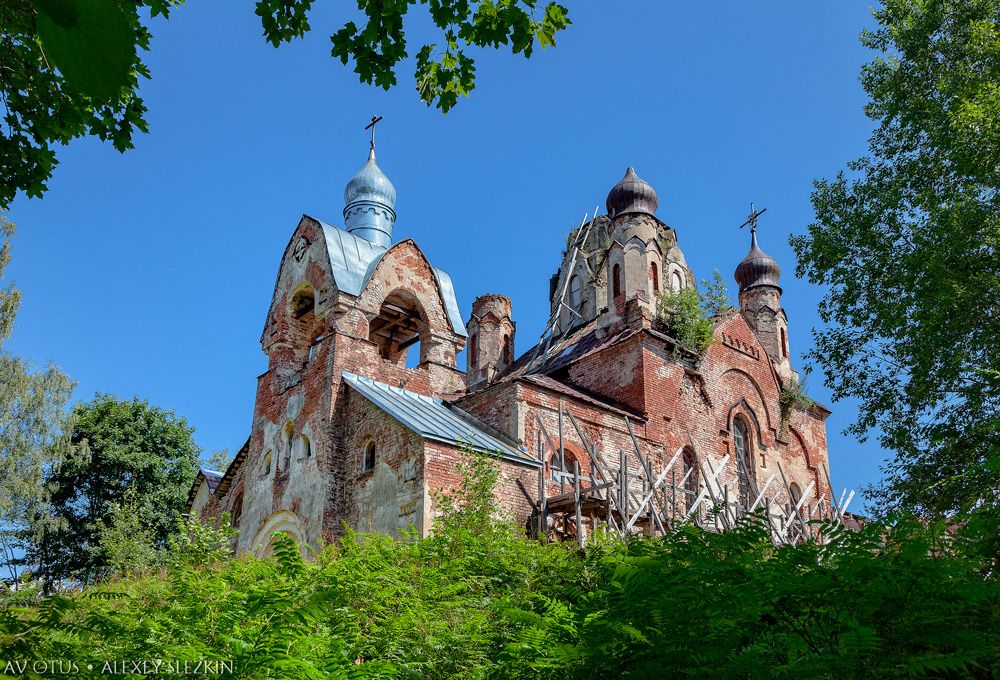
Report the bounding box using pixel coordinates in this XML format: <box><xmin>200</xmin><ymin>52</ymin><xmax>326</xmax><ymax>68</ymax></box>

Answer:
<box><xmin>369</xmin><ymin>290</ymin><xmax>427</xmax><ymax>368</ymax></box>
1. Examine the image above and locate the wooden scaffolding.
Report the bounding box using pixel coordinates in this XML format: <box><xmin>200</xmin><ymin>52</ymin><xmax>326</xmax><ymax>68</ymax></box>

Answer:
<box><xmin>531</xmin><ymin>401</ymin><xmax>855</xmax><ymax>547</ymax></box>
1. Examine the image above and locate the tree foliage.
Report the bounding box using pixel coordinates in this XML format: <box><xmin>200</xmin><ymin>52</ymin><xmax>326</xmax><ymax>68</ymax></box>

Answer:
<box><xmin>2</xmin><ymin>0</ymin><xmax>570</xmax><ymax>210</ymax></box>
<box><xmin>29</xmin><ymin>394</ymin><xmax>200</xmax><ymax>587</ymax></box>
<box><xmin>655</xmin><ymin>270</ymin><xmax>732</xmax><ymax>352</ymax></box>
<box><xmin>790</xmin><ymin>0</ymin><xmax>1000</xmax><ymax>515</ymax></box>
<box><xmin>204</xmin><ymin>448</ymin><xmax>233</xmax><ymax>473</ymax></box>
<box><xmin>1</xmin><ymin>451</ymin><xmax>997</xmax><ymax>678</ymax></box>
<box><xmin>259</xmin><ymin>0</ymin><xmax>570</xmax><ymax>113</ymax></box>
<box><xmin>0</xmin><ymin>215</ymin><xmax>74</xmax><ymax>586</ymax></box>
<box><xmin>0</xmin><ymin>0</ymin><xmax>180</xmax><ymax>209</ymax></box>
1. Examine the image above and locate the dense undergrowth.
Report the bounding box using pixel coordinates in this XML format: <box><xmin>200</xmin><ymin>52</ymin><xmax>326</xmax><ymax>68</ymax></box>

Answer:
<box><xmin>1</xmin><ymin>454</ymin><xmax>998</xmax><ymax>679</ymax></box>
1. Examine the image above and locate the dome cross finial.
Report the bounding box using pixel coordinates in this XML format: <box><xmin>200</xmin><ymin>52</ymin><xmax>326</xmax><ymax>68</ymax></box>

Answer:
<box><xmin>734</xmin><ymin>202</ymin><xmax>781</xmax><ymax>291</ymax></box>
<box><xmin>365</xmin><ymin>114</ymin><xmax>383</xmax><ymax>155</ymax></box>
<box><xmin>738</xmin><ymin>202</ymin><xmax>767</xmax><ymax>244</ymax></box>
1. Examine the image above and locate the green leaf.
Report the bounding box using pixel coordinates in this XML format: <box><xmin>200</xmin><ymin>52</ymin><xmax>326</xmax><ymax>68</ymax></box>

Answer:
<box><xmin>33</xmin><ymin>0</ymin><xmax>136</xmax><ymax>102</ymax></box>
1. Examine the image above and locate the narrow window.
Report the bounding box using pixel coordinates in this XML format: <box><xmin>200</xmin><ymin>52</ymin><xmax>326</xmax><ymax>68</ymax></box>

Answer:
<box><xmin>781</xmin><ymin>328</ymin><xmax>788</xmax><ymax>358</ymax></box>
<box><xmin>362</xmin><ymin>441</ymin><xmax>376</xmax><ymax>473</ymax></box>
<box><xmin>733</xmin><ymin>419</ymin><xmax>754</xmax><ymax>509</ymax></box>
<box><xmin>470</xmin><ymin>333</ymin><xmax>479</xmax><ymax>367</ymax></box>
<box><xmin>649</xmin><ymin>263</ymin><xmax>659</xmax><ymax>293</ymax></box>
<box><xmin>286</xmin><ymin>286</ymin><xmax>318</xmax><ymax>367</ymax></box>
<box><xmin>299</xmin><ymin>435</ymin><xmax>311</xmax><ymax>460</ymax></box>
<box><xmin>282</xmin><ymin>424</ymin><xmax>294</xmax><ymax>470</ymax></box>
<box><xmin>672</xmin><ymin>270</ymin><xmax>683</xmax><ymax>292</ymax></box>
<box><xmin>612</xmin><ymin>263</ymin><xmax>622</xmax><ymax>298</ymax></box>
<box><xmin>262</xmin><ymin>450</ymin><xmax>272</xmax><ymax>476</ymax></box>
<box><xmin>682</xmin><ymin>448</ymin><xmax>698</xmax><ymax>513</ymax></box>
<box><xmin>789</xmin><ymin>482</ymin><xmax>802</xmax><ymax>506</ymax></box>
<box><xmin>502</xmin><ymin>334</ymin><xmax>513</xmax><ymax>364</ymax></box>
<box><xmin>569</xmin><ymin>275</ymin><xmax>581</xmax><ymax>310</ymax></box>
<box><xmin>232</xmin><ymin>493</ymin><xmax>243</xmax><ymax>527</ymax></box>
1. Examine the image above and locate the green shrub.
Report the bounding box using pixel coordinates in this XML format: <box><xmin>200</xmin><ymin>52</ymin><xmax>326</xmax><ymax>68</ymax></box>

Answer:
<box><xmin>1</xmin><ymin>450</ymin><xmax>997</xmax><ymax>679</ymax></box>
<box><xmin>656</xmin><ymin>288</ymin><xmax>716</xmax><ymax>351</ymax></box>
<box><xmin>655</xmin><ymin>271</ymin><xmax>733</xmax><ymax>353</ymax></box>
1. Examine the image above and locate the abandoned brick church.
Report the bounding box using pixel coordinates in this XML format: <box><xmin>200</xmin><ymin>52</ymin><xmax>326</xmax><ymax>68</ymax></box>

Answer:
<box><xmin>188</xmin><ymin>139</ymin><xmax>833</xmax><ymax>553</ymax></box>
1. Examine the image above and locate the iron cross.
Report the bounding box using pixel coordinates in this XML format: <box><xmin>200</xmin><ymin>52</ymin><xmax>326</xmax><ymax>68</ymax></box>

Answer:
<box><xmin>738</xmin><ymin>202</ymin><xmax>767</xmax><ymax>236</ymax></box>
<box><xmin>365</xmin><ymin>114</ymin><xmax>383</xmax><ymax>151</ymax></box>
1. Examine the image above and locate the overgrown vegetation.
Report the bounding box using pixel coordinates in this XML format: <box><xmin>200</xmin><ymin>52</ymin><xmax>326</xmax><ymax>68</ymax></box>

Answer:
<box><xmin>655</xmin><ymin>270</ymin><xmax>732</xmax><ymax>353</ymax></box>
<box><xmin>0</xmin><ymin>216</ymin><xmax>75</xmax><ymax>586</ymax></box>
<box><xmin>779</xmin><ymin>376</ymin><xmax>812</xmax><ymax>412</ymax></box>
<box><xmin>790</xmin><ymin>0</ymin><xmax>1000</xmax><ymax>517</ymax></box>
<box><xmin>27</xmin><ymin>394</ymin><xmax>201</xmax><ymax>589</ymax></box>
<box><xmin>2</xmin><ymin>449</ymin><xmax>997</xmax><ymax>679</ymax></box>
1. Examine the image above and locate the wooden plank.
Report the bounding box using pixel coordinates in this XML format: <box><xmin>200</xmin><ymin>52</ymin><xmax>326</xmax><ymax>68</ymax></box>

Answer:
<box><xmin>545</xmin><ymin>481</ymin><xmax>614</xmax><ymax>505</ymax></box>
<box><xmin>574</xmin><ymin>461</ymin><xmax>584</xmax><ymax>548</ymax></box>
<box><xmin>682</xmin><ymin>454</ymin><xmax>730</xmax><ymax>523</ymax></box>
<box><xmin>625</xmin><ymin>465</ymin><xmax>671</xmax><ymax>531</ymax></box>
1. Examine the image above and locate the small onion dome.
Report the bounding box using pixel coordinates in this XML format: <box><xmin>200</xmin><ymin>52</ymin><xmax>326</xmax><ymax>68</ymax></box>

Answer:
<box><xmin>343</xmin><ymin>148</ymin><xmax>397</xmax><ymax>248</ymax></box>
<box><xmin>606</xmin><ymin>166</ymin><xmax>658</xmax><ymax>218</ymax></box>
<box><xmin>734</xmin><ymin>230</ymin><xmax>781</xmax><ymax>291</ymax></box>
<box><xmin>344</xmin><ymin>147</ymin><xmax>397</xmax><ymax>214</ymax></box>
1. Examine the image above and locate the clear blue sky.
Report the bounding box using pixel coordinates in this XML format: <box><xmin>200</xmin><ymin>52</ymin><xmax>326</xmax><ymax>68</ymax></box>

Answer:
<box><xmin>6</xmin><ymin>2</ymin><xmax>884</xmax><ymax>506</ymax></box>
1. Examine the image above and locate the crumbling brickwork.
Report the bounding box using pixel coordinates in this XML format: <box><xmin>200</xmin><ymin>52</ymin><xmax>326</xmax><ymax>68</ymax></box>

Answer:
<box><xmin>189</xmin><ymin>159</ymin><xmax>832</xmax><ymax>552</ymax></box>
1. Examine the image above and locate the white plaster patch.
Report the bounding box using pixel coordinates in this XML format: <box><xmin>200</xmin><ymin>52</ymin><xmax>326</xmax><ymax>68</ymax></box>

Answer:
<box><xmin>286</xmin><ymin>393</ymin><xmax>304</xmax><ymax>420</ymax></box>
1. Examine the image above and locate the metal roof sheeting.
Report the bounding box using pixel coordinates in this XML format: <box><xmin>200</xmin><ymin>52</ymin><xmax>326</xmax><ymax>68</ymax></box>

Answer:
<box><xmin>342</xmin><ymin>372</ymin><xmax>537</xmax><ymax>466</ymax></box>
<box><xmin>314</xmin><ymin>218</ymin><xmax>467</xmax><ymax>337</ymax></box>
<box><xmin>319</xmin><ymin>219</ymin><xmax>387</xmax><ymax>296</ymax></box>
<box><xmin>430</xmin><ymin>267</ymin><xmax>467</xmax><ymax>337</ymax></box>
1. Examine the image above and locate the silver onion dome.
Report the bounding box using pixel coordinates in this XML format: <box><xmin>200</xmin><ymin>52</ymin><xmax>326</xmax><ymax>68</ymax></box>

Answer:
<box><xmin>606</xmin><ymin>166</ymin><xmax>658</xmax><ymax>218</ymax></box>
<box><xmin>734</xmin><ymin>230</ymin><xmax>781</xmax><ymax>291</ymax></box>
<box><xmin>343</xmin><ymin>147</ymin><xmax>397</xmax><ymax>248</ymax></box>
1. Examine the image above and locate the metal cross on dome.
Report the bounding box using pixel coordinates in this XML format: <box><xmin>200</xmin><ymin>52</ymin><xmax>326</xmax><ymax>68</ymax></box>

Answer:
<box><xmin>738</xmin><ymin>202</ymin><xmax>767</xmax><ymax>236</ymax></box>
<box><xmin>365</xmin><ymin>114</ymin><xmax>383</xmax><ymax>151</ymax></box>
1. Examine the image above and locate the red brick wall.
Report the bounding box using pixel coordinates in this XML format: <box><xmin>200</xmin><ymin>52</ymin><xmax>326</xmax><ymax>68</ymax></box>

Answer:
<box><xmin>422</xmin><ymin>440</ymin><xmax>539</xmax><ymax>533</ymax></box>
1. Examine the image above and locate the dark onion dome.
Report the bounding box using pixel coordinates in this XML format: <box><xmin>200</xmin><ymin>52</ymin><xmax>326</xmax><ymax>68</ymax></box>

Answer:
<box><xmin>606</xmin><ymin>166</ymin><xmax>658</xmax><ymax>218</ymax></box>
<box><xmin>734</xmin><ymin>230</ymin><xmax>781</xmax><ymax>291</ymax></box>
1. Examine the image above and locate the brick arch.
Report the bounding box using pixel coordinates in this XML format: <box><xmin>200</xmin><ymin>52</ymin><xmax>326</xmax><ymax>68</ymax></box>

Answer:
<box><xmin>726</xmin><ymin>397</ymin><xmax>766</xmax><ymax>450</ymax></box>
<box><xmin>788</xmin><ymin>425</ymin><xmax>825</xmax><ymax>499</ymax></box>
<box><xmin>357</xmin><ymin>240</ymin><xmax>453</xmax><ymax>336</ymax></box>
<box><xmin>251</xmin><ymin>509</ymin><xmax>307</xmax><ymax>557</ymax></box>
<box><xmin>260</xmin><ymin>218</ymin><xmax>338</xmax><ymax>349</ymax></box>
<box><xmin>719</xmin><ymin>367</ymin><xmax>775</xmax><ymax>433</ymax></box>
<box><xmin>713</xmin><ymin>314</ymin><xmax>784</xmax><ymax>390</ymax></box>
<box><xmin>548</xmin><ymin>441</ymin><xmax>585</xmax><ymax>473</ymax></box>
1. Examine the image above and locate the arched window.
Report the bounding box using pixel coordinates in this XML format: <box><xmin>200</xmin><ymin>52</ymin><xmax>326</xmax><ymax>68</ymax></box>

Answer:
<box><xmin>232</xmin><ymin>493</ymin><xmax>243</xmax><ymax>527</ymax></box>
<box><xmin>362</xmin><ymin>441</ymin><xmax>376</xmax><ymax>473</ymax></box>
<box><xmin>502</xmin><ymin>334</ymin><xmax>513</xmax><ymax>365</ymax></box>
<box><xmin>262</xmin><ymin>450</ymin><xmax>272</xmax><ymax>476</ymax></box>
<box><xmin>549</xmin><ymin>449</ymin><xmax>578</xmax><ymax>484</ymax></box>
<box><xmin>288</xmin><ymin>285</ymin><xmax>318</xmax><ymax>366</ymax></box>
<box><xmin>470</xmin><ymin>333</ymin><xmax>479</xmax><ymax>367</ymax></box>
<box><xmin>282</xmin><ymin>423</ymin><xmax>294</xmax><ymax>471</ymax></box>
<box><xmin>671</xmin><ymin>270</ymin><xmax>683</xmax><ymax>292</ymax></box>
<box><xmin>789</xmin><ymin>482</ymin><xmax>802</xmax><ymax>505</ymax></box>
<box><xmin>682</xmin><ymin>447</ymin><xmax>698</xmax><ymax>513</ymax></box>
<box><xmin>369</xmin><ymin>290</ymin><xmax>425</xmax><ymax>368</ymax></box>
<box><xmin>569</xmin><ymin>275</ymin><xmax>581</xmax><ymax>310</ymax></box>
<box><xmin>612</xmin><ymin>263</ymin><xmax>622</xmax><ymax>298</ymax></box>
<box><xmin>649</xmin><ymin>263</ymin><xmax>659</xmax><ymax>293</ymax></box>
<box><xmin>733</xmin><ymin>418</ymin><xmax>755</xmax><ymax>509</ymax></box>
<box><xmin>781</xmin><ymin>327</ymin><xmax>788</xmax><ymax>358</ymax></box>
<box><xmin>299</xmin><ymin>435</ymin><xmax>311</xmax><ymax>460</ymax></box>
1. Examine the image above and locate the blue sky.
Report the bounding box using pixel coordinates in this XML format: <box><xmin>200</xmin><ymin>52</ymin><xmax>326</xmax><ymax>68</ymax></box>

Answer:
<box><xmin>7</xmin><ymin>2</ymin><xmax>884</xmax><ymax>505</ymax></box>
